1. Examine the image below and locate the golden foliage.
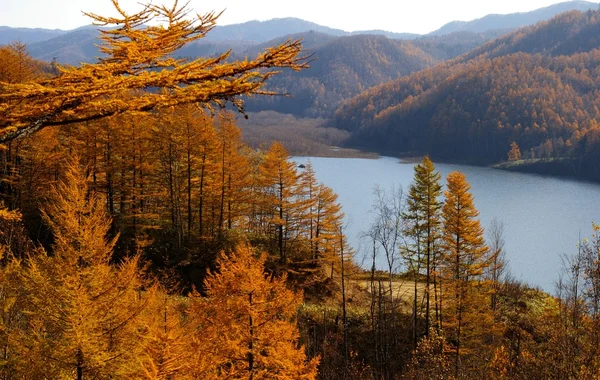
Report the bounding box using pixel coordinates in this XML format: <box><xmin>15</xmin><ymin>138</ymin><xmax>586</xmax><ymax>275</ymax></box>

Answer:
<box><xmin>441</xmin><ymin>171</ymin><xmax>491</xmax><ymax>374</ymax></box>
<box><xmin>18</xmin><ymin>161</ymin><xmax>147</xmax><ymax>378</ymax></box>
<box><xmin>188</xmin><ymin>245</ymin><xmax>319</xmax><ymax>379</ymax></box>
<box><xmin>0</xmin><ymin>0</ymin><xmax>309</xmax><ymax>143</ymax></box>
<box><xmin>507</xmin><ymin>142</ymin><xmax>522</xmax><ymax>161</ymax></box>
<box><xmin>404</xmin><ymin>329</ymin><xmax>453</xmax><ymax>380</ymax></box>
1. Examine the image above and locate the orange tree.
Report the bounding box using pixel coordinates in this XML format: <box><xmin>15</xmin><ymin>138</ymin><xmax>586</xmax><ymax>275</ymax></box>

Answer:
<box><xmin>440</xmin><ymin>171</ymin><xmax>490</xmax><ymax>376</ymax></box>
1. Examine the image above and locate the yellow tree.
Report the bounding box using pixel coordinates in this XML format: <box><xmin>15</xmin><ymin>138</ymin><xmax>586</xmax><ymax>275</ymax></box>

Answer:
<box><xmin>214</xmin><ymin>113</ymin><xmax>251</xmax><ymax>235</ymax></box>
<box><xmin>151</xmin><ymin>108</ymin><xmax>191</xmax><ymax>248</ymax></box>
<box><xmin>0</xmin><ymin>42</ymin><xmax>43</xmax><ymax>84</ymax></box>
<box><xmin>441</xmin><ymin>171</ymin><xmax>489</xmax><ymax>376</ymax></box>
<box><xmin>259</xmin><ymin>142</ymin><xmax>302</xmax><ymax>263</ymax></box>
<box><xmin>132</xmin><ymin>285</ymin><xmax>193</xmax><ymax>379</ymax></box>
<box><xmin>192</xmin><ymin>112</ymin><xmax>219</xmax><ymax>238</ymax></box>
<box><xmin>403</xmin><ymin>156</ymin><xmax>443</xmax><ymax>339</ymax></box>
<box><xmin>188</xmin><ymin>245</ymin><xmax>319</xmax><ymax>379</ymax></box>
<box><xmin>507</xmin><ymin>142</ymin><xmax>521</xmax><ymax>161</ymax></box>
<box><xmin>0</xmin><ymin>1</ymin><xmax>309</xmax><ymax>143</ymax></box>
<box><xmin>0</xmin><ymin>205</ymin><xmax>35</xmax><ymax>377</ymax></box>
<box><xmin>313</xmin><ymin>184</ymin><xmax>345</xmax><ymax>273</ymax></box>
<box><xmin>297</xmin><ymin>162</ymin><xmax>320</xmax><ymax>256</ymax></box>
<box><xmin>18</xmin><ymin>162</ymin><xmax>147</xmax><ymax>379</ymax></box>
<box><xmin>403</xmin><ymin>329</ymin><xmax>453</xmax><ymax>380</ymax></box>
<box><xmin>0</xmin><ymin>42</ymin><xmax>50</xmax><ymax>211</ymax></box>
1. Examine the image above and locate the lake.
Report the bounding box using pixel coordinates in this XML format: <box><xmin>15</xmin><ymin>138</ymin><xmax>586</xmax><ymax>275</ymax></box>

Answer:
<box><xmin>293</xmin><ymin>156</ymin><xmax>600</xmax><ymax>293</ymax></box>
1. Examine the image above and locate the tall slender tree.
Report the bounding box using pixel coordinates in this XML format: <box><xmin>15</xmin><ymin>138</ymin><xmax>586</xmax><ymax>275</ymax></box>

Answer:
<box><xmin>259</xmin><ymin>142</ymin><xmax>301</xmax><ymax>263</ymax></box>
<box><xmin>403</xmin><ymin>156</ymin><xmax>443</xmax><ymax>339</ymax></box>
<box><xmin>441</xmin><ymin>171</ymin><xmax>489</xmax><ymax>376</ymax></box>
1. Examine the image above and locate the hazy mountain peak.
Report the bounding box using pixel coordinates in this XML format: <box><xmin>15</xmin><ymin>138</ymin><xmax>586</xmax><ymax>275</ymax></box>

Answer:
<box><xmin>430</xmin><ymin>0</ymin><xmax>598</xmax><ymax>35</ymax></box>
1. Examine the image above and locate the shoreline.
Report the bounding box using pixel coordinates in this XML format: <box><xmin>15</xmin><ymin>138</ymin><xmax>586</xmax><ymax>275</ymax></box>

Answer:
<box><xmin>491</xmin><ymin>158</ymin><xmax>600</xmax><ymax>184</ymax></box>
<box><xmin>336</xmin><ymin>145</ymin><xmax>600</xmax><ymax>184</ymax></box>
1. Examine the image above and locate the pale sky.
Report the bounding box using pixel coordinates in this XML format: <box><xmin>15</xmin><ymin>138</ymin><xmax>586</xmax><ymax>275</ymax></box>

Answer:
<box><xmin>0</xmin><ymin>0</ymin><xmax>597</xmax><ymax>34</ymax></box>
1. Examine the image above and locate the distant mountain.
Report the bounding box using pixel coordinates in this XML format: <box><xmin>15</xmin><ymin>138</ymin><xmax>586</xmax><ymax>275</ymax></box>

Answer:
<box><xmin>205</xmin><ymin>18</ymin><xmax>419</xmax><ymax>43</ymax></box>
<box><xmin>1</xmin><ymin>2</ymin><xmax>596</xmax><ymax>64</ymax></box>
<box><xmin>332</xmin><ymin>10</ymin><xmax>600</xmax><ymax>179</ymax></box>
<box><xmin>0</xmin><ymin>26</ymin><xmax>66</xmax><ymax>45</ymax></box>
<box><xmin>412</xmin><ymin>30</ymin><xmax>505</xmax><ymax>61</ymax></box>
<box><xmin>244</xmin><ymin>31</ymin><xmax>339</xmax><ymax>57</ymax></box>
<box><xmin>205</xmin><ymin>18</ymin><xmax>347</xmax><ymax>43</ymax></box>
<box><xmin>243</xmin><ymin>33</ymin><xmax>439</xmax><ymax>118</ymax></box>
<box><xmin>27</xmin><ymin>27</ymin><xmax>104</xmax><ymax>64</ymax></box>
<box><xmin>242</xmin><ymin>29</ymin><xmax>502</xmax><ymax>117</ymax></box>
<box><xmin>349</xmin><ymin>30</ymin><xmax>419</xmax><ymax>40</ymax></box>
<box><xmin>430</xmin><ymin>0</ymin><xmax>598</xmax><ymax>35</ymax></box>
<box><xmin>26</xmin><ymin>28</ymin><xmax>254</xmax><ymax>66</ymax></box>
<box><xmin>18</xmin><ymin>18</ymin><xmax>414</xmax><ymax>65</ymax></box>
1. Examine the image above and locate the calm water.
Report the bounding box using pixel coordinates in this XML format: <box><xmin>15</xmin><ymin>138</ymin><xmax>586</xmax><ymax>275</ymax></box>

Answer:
<box><xmin>293</xmin><ymin>156</ymin><xmax>600</xmax><ymax>293</ymax></box>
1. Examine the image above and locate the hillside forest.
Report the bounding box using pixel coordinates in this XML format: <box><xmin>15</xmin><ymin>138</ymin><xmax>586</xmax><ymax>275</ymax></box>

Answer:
<box><xmin>1</xmin><ymin>1</ymin><xmax>600</xmax><ymax>379</ymax></box>
<box><xmin>333</xmin><ymin>10</ymin><xmax>600</xmax><ymax>180</ymax></box>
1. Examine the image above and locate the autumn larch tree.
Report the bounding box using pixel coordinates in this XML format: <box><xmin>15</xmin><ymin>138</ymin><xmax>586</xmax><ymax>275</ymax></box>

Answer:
<box><xmin>403</xmin><ymin>156</ymin><xmax>443</xmax><ymax>340</ymax></box>
<box><xmin>0</xmin><ymin>43</ymin><xmax>51</xmax><ymax>211</ymax></box>
<box><xmin>188</xmin><ymin>245</ymin><xmax>319</xmax><ymax>379</ymax></box>
<box><xmin>214</xmin><ymin>113</ymin><xmax>252</xmax><ymax>235</ymax></box>
<box><xmin>132</xmin><ymin>285</ymin><xmax>193</xmax><ymax>379</ymax></box>
<box><xmin>313</xmin><ymin>183</ymin><xmax>344</xmax><ymax>274</ymax></box>
<box><xmin>0</xmin><ymin>0</ymin><xmax>309</xmax><ymax>143</ymax></box>
<box><xmin>440</xmin><ymin>171</ymin><xmax>489</xmax><ymax>376</ymax></box>
<box><xmin>18</xmin><ymin>162</ymin><xmax>147</xmax><ymax>379</ymax></box>
<box><xmin>298</xmin><ymin>161</ymin><xmax>320</xmax><ymax>257</ymax></box>
<box><xmin>507</xmin><ymin>142</ymin><xmax>522</xmax><ymax>161</ymax></box>
<box><xmin>259</xmin><ymin>142</ymin><xmax>303</xmax><ymax>263</ymax></box>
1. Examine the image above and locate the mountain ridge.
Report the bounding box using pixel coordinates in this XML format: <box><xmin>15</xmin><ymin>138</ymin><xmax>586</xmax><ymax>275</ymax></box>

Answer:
<box><xmin>331</xmin><ymin>9</ymin><xmax>600</xmax><ymax>180</ymax></box>
<box><xmin>430</xmin><ymin>0</ymin><xmax>598</xmax><ymax>35</ymax></box>
<box><xmin>2</xmin><ymin>1</ymin><xmax>599</xmax><ymax>59</ymax></box>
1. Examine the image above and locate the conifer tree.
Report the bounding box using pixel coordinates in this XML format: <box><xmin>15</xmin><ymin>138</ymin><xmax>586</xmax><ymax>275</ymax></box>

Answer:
<box><xmin>0</xmin><ymin>42</ymin><xmax>43</xmax><ymax>84</ymax></box>
<box><xmin>313</xmin><ymin>184</ymin><xmax>345</xmax><ymax>271</ymax></box>
<box><xmin>188</xmin><ymin>245</ymin><xmax>319</xmax><ymax>379</ymax></box>
<box><xmin>403</xmin><ymin>156</ymin><xmax>443</xmax><ymax>337</ymax></box>
<box><xmin>259</xmin><ymin>142</ymin><xmax>302</xmax><ymax>263</ymax></box>
<box><xmin>192</xmin><ymin>113</ymin><xmax>219</xmax><ymax>238</ymax></box>
<box><xmin>507</xmin><ymin>142</ymin><xmax>522</xmax><ymax>161</ymax></box>
<box><xmin>19</xmin><ymin>162</ymin><xmax>147</xmax><ymax>379</ymax></box>
<box><xmin>0</xmin><ymin>205</ymin><xmax>34</xmax><ymax>377</ymax></box>
<box><xmin>133</xmin><ymin>285</ymin><xmax>193</xmax><ymax>379</ymax></box>
<box><xmin>441</xmin><ymin>171</ymin><xmax>489</xmax><ymax>376</ymax></box>
<box><xmin>214</xmin><ymin>113</ymin><xmax>251</xmax><ymax>235</ymax></box>
<box><xmin>297</xmin><ymin>161</ymin><xmax>320</xmax><ymax>255</ymax></box>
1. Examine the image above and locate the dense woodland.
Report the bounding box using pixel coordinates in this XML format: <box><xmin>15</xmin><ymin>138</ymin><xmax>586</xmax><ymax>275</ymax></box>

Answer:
<box><xmin>243</xmin><ymin>31</ymin><xmax>501</xmax><ymax>118</ymax></box>
<box><xmin>1</xmin><ymin>1</ymin><xmax>600</xmax><ymax>379</ymax></box>
<box><xmin>333</xmin><ymin>10</ymin><xmax>600</xmax><ymax>180</ymax></box>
